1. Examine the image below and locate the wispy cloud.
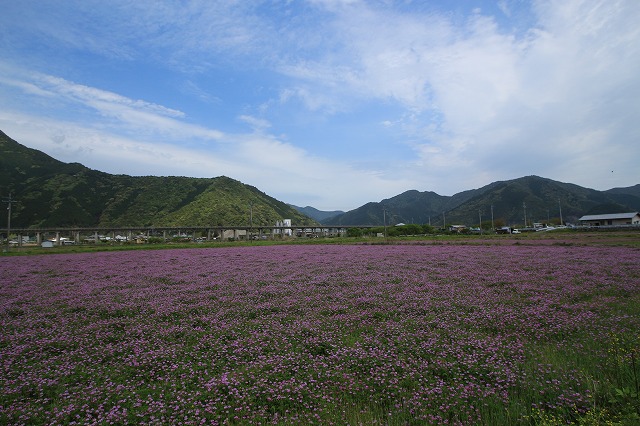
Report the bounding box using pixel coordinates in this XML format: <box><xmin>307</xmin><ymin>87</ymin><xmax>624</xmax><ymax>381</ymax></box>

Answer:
<box><xmin>37</xmin><ymin>75</ymin><xmax>185</xmax><ymax>118</ymax></box>
<box><xmin>180</xmin><ymin>80</ymin><xmax>222</xmax><ymax>105</ymax></box>
<box><xmin>6</xmin><ymin>71</ymin><xmax>225</xmax><ymax>143</ymax></box>
<box><xmin>281</xmin><ymin>0</ymin><xmax>640</xmax><ymax>192</ymax></box>
<box><xmin>1</xmin><ymin>0</ymin><xmax>638</xmax><ymax>209</ymax></box>
<box><xmin>0</xmin><ymin>67</ymin><xmax>412</xmax><ymax>209</ymax></box>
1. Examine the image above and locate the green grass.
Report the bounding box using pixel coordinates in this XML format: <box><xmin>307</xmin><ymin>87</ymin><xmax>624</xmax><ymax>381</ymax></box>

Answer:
<box><xmin>3</xmin><ymin>229</ymin><xmax>639</xmax><ymax>257</ymax></box>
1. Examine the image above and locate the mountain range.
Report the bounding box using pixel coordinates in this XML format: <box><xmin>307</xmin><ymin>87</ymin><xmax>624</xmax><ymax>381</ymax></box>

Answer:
<box><xmin>317</xmin><ymin>178</ymin><xmax>640</xmax><ymax>227</ymax></box>
<box><xmin>2</xmin><ymin>130</ymin><xmax>639</xmax><ymax>229</ymax></box>
<box><xmin>288</xmin><ymin>205</ymin><xmax>345</xmax><ymax>223</ymax></box>
<box><xmin>0</xmin><ymin>131</ymin><xmax>315</xmax><ymax>228</ymax></box>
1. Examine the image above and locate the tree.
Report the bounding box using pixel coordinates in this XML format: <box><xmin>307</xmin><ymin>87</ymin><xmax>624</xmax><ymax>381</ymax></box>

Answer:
<box><xmin>347</xmin><ymin>228</ymin><xmax>363</xmax><ymax>237</ymax></box>
<box><xmin>421</xmin><ymin>224</ymin><xmax>436</xmax><ymax>234</ymax></box>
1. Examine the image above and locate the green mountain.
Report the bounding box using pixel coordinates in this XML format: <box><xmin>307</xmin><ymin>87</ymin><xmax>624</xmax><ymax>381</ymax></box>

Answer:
<box><xmin>3</xmin><ymin>130</ymin><xmax>638</xmax><ymax>229</ymax></box>
<box><xmin>323</xmin><ymin>185</ymin><xmax>493</xmax><ymax>226</ymax></box>
<box><xmin>324</xmin><ymin>190</ymin><xmax>452</xmax><ymax>226</ymax></box>
<box><xmin>326</xmin><ymin>176</ymin><xmax>640</xmax><ymax>227</ymax></box>
<box><xmin>605</xmin><ymin>184</ymin><xmax>640</xmax><ymax>198</ymax></box>
<box><xmin>289</xmin><ymin>205</ymin><xmax>344</xmax><ymax>222</ymax></box>
<box><xmin>442</xmin><ymin>176</ymin><xmax>640</xmax><ymax>227</ymax></box>
<box><xmin>0</xmin><ymin>131</ymin><xmax>316</xmax><ymax>228</ymax></box>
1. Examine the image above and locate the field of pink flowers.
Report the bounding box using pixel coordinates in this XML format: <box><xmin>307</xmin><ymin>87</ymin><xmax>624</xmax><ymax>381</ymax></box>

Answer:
<box><xmin>1</xmin><ymin>243</ymin><xmax>639</xmax><ymax>425</ymax></box>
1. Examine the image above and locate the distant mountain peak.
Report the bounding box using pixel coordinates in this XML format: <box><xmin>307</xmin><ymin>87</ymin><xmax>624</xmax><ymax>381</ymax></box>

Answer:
<box><xmin>289</xmin><ymin>205</ymin><xmax>345</xmax><ymax>223</ymax></box>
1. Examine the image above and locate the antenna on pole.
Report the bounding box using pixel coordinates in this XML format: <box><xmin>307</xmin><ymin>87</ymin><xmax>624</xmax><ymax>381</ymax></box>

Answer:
<box><xmin>2</xmin><ymin>193</ymin><xmax>17</xmax><ymax>253</ymax></box>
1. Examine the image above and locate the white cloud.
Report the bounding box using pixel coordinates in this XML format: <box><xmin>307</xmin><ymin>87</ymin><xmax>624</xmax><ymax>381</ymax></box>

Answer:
<box><xmin>288</xmin><ymin>0</ymin><xmax>640</xmax><ymax>193</ymax></box>
<box><xmin>180</xmin><ymin>80</ymin><xmax>222</xmax><ymax>104</ymax></box>
<box><xmin>0</xmin><ymin>70</ymin><xmax>412</xmax><ymax>210</ymax></box>
<box><xmin>37</xmin><ymin>75</ymin><xmax>185</xmax><ymax>118</ymax></box>
<box><xmin>498</xmin><ymin>0</ymin><xmax>512</xmax><ymax>17</ymax></box>
<box><xmin>1</xmin><ymin>0</ymin><xmax>638</xmax><ymax>208</ymax></box>
<box><xmin>238</xmin><ymin>115</ymin><xmax>272</xmax><ymax>132</ymax></box>
<box><xmin>4</xmin><ymin>71</ymin><xmax>226</xmax><ymax>143</ymax></box>
<box><xmin>0</xmin><ymin>76</ymin><xmax>56</xmax><ymax>99</ymax></box>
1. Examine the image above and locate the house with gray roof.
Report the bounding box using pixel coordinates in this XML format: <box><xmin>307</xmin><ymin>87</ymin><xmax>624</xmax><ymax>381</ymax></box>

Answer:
<box><xmin>578</xmin><ymin>212</ymin><xmax>640</xmax><ymax>226</ymax></box>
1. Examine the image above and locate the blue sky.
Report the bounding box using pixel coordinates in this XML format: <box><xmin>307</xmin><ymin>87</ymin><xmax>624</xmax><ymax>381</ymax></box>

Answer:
<box><xmin>1</xmin><ymin>0</ymin><xmax>638</xmax><ymax>211</ymax></box>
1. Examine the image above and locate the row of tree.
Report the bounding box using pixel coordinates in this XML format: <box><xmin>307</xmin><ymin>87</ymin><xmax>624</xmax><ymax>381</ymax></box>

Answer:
<box><xmin>346</xmin><ymin>216</ymin><xmax>566</xmax><ymax>237</ymax></box>
<box><xmin>347</xmin><ymin>224</ymin><xmax>435</xmax><ymax>237</ymax></box>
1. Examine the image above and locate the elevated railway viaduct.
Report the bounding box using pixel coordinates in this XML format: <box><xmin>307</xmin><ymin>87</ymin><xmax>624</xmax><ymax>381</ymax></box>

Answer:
<box><xmin>1</xmin><ymin>225</ymin><xmax>378</xmax><ymax>246</ymax></box>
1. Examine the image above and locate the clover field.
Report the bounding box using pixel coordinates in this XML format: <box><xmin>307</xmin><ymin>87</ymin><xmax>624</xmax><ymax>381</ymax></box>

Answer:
<box><xmin>1</xmin><ymin>243</ymin><xmax>639</xmax><ymax>425</ymax></box>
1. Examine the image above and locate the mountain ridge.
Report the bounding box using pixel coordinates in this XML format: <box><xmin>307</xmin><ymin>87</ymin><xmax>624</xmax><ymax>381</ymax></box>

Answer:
<box><xmin>0</xmin><ymin>130</ymin><xmax>317</xmax><ymax>228</ymax></box>
<box><xmin>289</xmin><ymin>205</ymin><xmax>345</xmax><ymax>222</ymax></box>
<box><xmin>324</xmin><ymin>175</ymin><xmax>640</xmax><ymax>226</ymax></box>
<box><xmin>2</xmin><ymin>130</ymin><xmax>639</xmax><ymax>228</ymax></box>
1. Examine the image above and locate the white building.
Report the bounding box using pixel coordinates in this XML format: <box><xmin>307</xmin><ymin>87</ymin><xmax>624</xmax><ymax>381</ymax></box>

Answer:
<box><xmin>274</xmin><ymin>219</ymin><xmax>292</xmax><ymax>236</ymax></box>
<box><xmin>578</xmin><ymin>212</ymin><xmax>640</xmax><ymax>226</ymax></box>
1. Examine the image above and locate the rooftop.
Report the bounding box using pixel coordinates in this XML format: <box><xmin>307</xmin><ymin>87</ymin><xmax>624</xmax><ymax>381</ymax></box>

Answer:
<box><xmin>578</xmin><ymin>212</ymin><xmax>639</xmax><ymax>221</ymax></box>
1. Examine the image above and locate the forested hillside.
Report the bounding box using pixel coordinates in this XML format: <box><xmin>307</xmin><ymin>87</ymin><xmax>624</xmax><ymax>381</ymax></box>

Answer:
<box><xmin>325</xmin><ymin>176</ymin><xmax>640</xmax><ymax>227</ymax></box>
<box><xmin>0</xmin><ymin>131</ymin><xmax>315</xmax><ymax>228</ymax></box>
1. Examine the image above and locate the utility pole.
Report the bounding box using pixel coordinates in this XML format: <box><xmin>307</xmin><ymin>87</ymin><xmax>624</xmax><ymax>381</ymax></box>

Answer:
<box><xmin>442</xmin><ymin>211</ymin><xmax>446</xmax><ymax>230</ymax></box>
<box><xmin>2</xmin><ymin>193</ymin><xmax>17</xmax><ymax>252</ymax></box>
<box><xmin>558</xmin><ymin>198</ymin><xmax>563</xmax><ymax>226</ymax></box>
<box><xmin>491</xmin><ymin>204</ymin><xmax>494</xmax><ymax>231</ymax></box>
<box><xmin>383</xmin><ymin>209</ymin><xmax>387</xmax><ymax>239</ymax></box>
<box><xmin>248</xmin><ymin>201</ymin><xmax>254</xmax><ymax>240</ymax></box>
<box><xmin>523</xmin><ymin>202</ymin><xmax>527</xmax><ymax>228</ymax></box>
<box><xmin>479</xmin><ymin>209</ymin><xmax>483</xmax><ymax>235</ymax></box>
